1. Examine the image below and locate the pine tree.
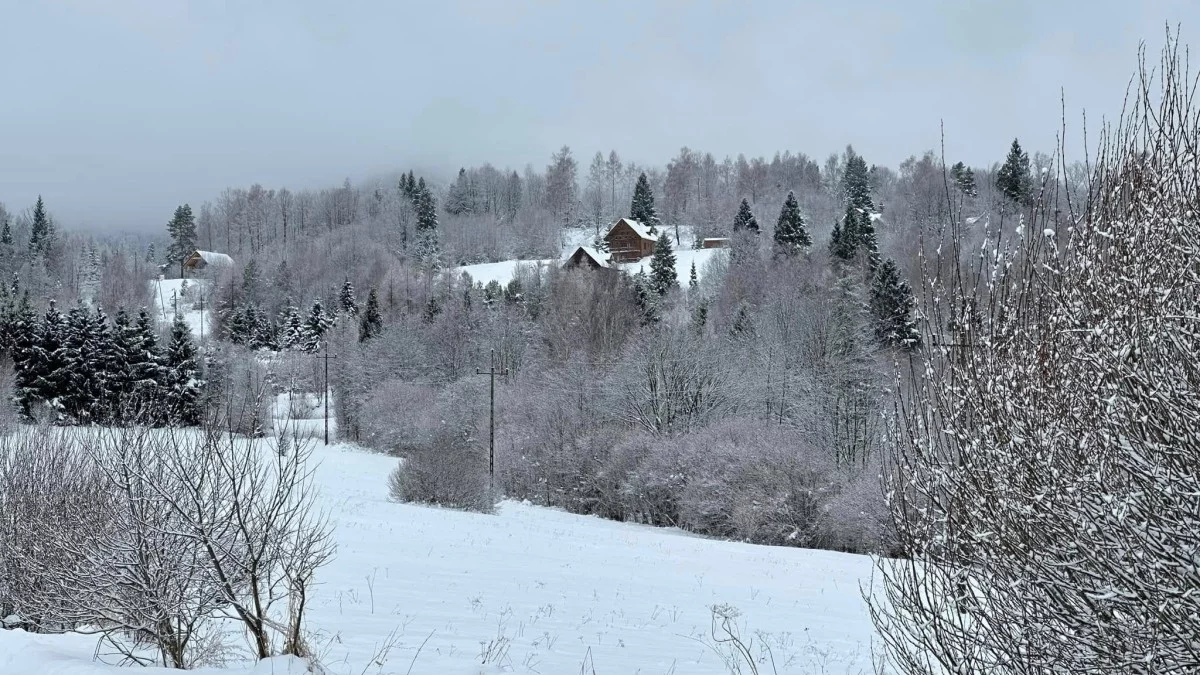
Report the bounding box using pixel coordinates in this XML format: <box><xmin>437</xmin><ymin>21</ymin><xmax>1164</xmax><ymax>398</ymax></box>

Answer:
<box><xmin>278</xmin><ymin>302</ymin><xmax>304</xmax><ymax>350</ymax></box>
<box><xmin>28</xmin><ymin>195</ymin><xmax>53</xmax><ymax>257</ymax></box>
<box><xmin>830</xmin><ymin>204</ymin><xmax>879</xmax><ymax>270</ymax></box>
<box><xmin>629</xmin><ymin>172</ymin><xmax>661</xmax><ymax>234</ymax></box>
<box><xmin>59</xmin><ymin>306</ymin><xmax>115</xmax><ymax>424</ymax></box>
<box><xmin>109</xmin><ymin>309</ymin><xmax>139</xmax><ymax>423</ymax></box>
<box><xmin>773</xmin><ymin>191</ymin><xmax>811</xmax><ymax>256</ymax></box>
<box><xmin>0</xmin><ymin>219</ymin><xmax>11</xmax><ymax>246</ymax></box>
<box><xmin>339</xmin><ymin>278</ymin><xmax>359</xmax><ymax>316</ymax></box>
<box><xmin>732</xmin><ymin>198</ymin><xmax>760</xmax><ymax>233</ymax></box>
<box><xmin>631</xmin><ymin>271</ymin><xmax>659</xmax><ymax>326</ymax></box>
<box><xmin>869</xmin><ymin>258</ymin><xmax>920</xmax><ymax>350</ymax></box>
<box><xmin>648</xmin><ymin>232</ymin><xmax>678</xmax><ymax>296</ymax></box>
<box><xmin>10</xmin><ymin>293</ymin><xmax>38</xmax><ymax>420</ymax></box>
<box><xmin>29</xmin><ymin>301</ymin><xmax>69</xmax><ymax>419</ymax></box>
<box><xmin>358</xmin><ymin>288</ymin><xmax>383</xmax><ymax>343</ymax></box>
<box><xmin>688</xmin><ymin>261</ymin><xmax>698</xmax><ymax>289</ymax></box>
<box><xmin>145</xmin><ymin>242</ymin><xmax>156</xmax><ymax>264</ymax></box>
<box><xmin>162</xmin><ymin>312</ymin><xmax>202</xmax><ymax>426</ymax></box>
<box><xmin>996</xmin><ymin>138</ymin><xmax>1032</xmax><ymax>205</ymax></box>
<box><xmin>300</xmin><ymin>300</ymin><xmax>333</xmax><ymax>352</ymax></box>
<box><xmin>130</xmin><ymin>308</ymin><xmax>165</xmax><ymax>421</ymax></box>
<box><xmin>950</xmin><ymin>161</ymin><xmax>977</xmax><ymax>197</ymax></box>
<box><xmin>842</xmin><ymin>150</ymin><xmax>875</xmax><ymax>212</ymax></box>
<box><xmin>165</xmin><ymin>204</ymin><xmax>197</xmax><ymax>276</ymax></box>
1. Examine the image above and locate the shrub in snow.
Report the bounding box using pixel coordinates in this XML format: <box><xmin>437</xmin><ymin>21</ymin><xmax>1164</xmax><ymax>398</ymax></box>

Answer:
<box><xmin>0</xmin><ymin>424</ymin><xmax>332</xmax><ymax>668</ymax></box>
<box><xmin>872</xmin><ymin>35</ymin><xmax>1200</xmax><ymax>673</ymax></box>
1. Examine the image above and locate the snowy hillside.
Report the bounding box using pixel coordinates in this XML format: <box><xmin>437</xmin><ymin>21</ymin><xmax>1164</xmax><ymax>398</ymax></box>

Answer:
<box><xmin>1</xmin><ymin>434</ymin><xmax>879</xmax><ymax>674</ymax></box>
<box><xmin>307</xmin><ymin>444</ymin><xmax>878</xmax><ymax>674</ymax></box>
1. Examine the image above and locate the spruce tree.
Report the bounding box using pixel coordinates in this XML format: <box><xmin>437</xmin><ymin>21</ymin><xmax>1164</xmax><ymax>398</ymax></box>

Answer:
<box><xmin>130</xmin><ymin>308</ymin><xmax>165</xmax><ymax>421</ymax></box>
<box><xmin>842</xmin><ymin>150</ymin><xmax>875</xmax><ymax>212</ymax></box>
<box><xmin>648</xmin><ymin>232</ymin><xmax>678</xmax><ymax>296</ymax></box>
<box><xmin>278</xmin><ymin>302</ymin><xmax>304</xmax><ymax>350</ymax></box>
<box><xmin>165</xmin><ymin>204</ymin><xmax>197</xmax><ymax>276</ymax></box>
<box><xmin>339</xmin><ymin>278</ymin><xmax>359</xmax><ymax>316</ymax></box>
<box><xmin>773</xmin><ymin>191</ymin><xmax>811</xmax><ymax>256</ymax></box>
<box><xmin>109</xmin><ymin>309</ymin><xmax>139</xmax><ymax>423</ymax></box>
<box><xmin>732</xmin><ymin>198</ymin><xmax>760</xmax><ymax>233</ymax></box>
<box><xmin>950</xmin><ymin>161</ymin><xmax>977</xmax><ymax>197</ymax></box>
<box><xmin>60</xmin><ymin>306</ymin><xmax>101</xmax><ymax>423</ymax></box>
<box><xmin>28</xmin><ymin>195</ymin><xmax>53</xmax><ymax>257</ymax></box>
<box><xmin>358</xmin><ymin>288</ymin><xmax>383</xmax><ymax>343</ymax></box>
<box><xmin>996</xmin><ymin>138</ymin><xmax>1032</xmax><ymax>205</ymax></box>
<box><xmin>30</xmin><ymin>301</ymin><xmax>69</xmax><ymax>419</ymax></box>
<box><xmin>629</xmin><ymin>172</ymin><xmax>661</xmax><ymax>234</ymax></box>
<box><xmin>300</xmin><ymin>300</ymin><xmax>333</xmax><ymax>352</ymax></box>
<box><xmin>869</xmin><ymin>258</ymin><xmax>920</xmax><ymax>350</ymax></box>
<box><xmin>162</xmin><ymin>312</ymin><xmax>202</xmax><ymax>426</ymax></box>
<box><xmin>631</xmin><ymin>271</ymin><xmax>659</xmax><ymax>326</ymax></box>
<box><xmin>830</xmin><ymin>204</ymin><xmax>879</xmax><ymax>270</ymax></box>
<box><xmin>0</xmin><ymin>219</ymin><xmax>11</xmax><ymax>246</ymax></box>
<box><xmin>10</xmin><ymin>293</ymin><xmax>38</xmax><ymax>420</ymax></box>
<box><xmin>688</xmin><ymin>261</ymin><xmax>698</xmax><ymax>289</ymax></box>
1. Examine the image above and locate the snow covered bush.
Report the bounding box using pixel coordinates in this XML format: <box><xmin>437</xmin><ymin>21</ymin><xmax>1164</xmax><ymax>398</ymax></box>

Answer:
<box><xmin>0</xmin><ymin>424</ymin><xmax>332</xmax><ymax>667</ymax></box>
<box><xmin>384</xmin><ymin>378</ymin><xmax>493</xmax><ymax>512</ymax></box>
<box><xmin>872</xmin><ymin>34</ymin><xmax>1200</xmax><ymax>674</ymax></box>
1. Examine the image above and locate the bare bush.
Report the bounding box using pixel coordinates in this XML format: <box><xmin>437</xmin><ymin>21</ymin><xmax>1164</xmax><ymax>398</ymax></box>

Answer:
<box><xmin>871</xmin><ymin>33</ymin><xmax>1200</xmax><ymax>674</ymax></box>
<box><xmin>0</xmin><ymin>421</ymin><xmax>333</xmax><ymax>667</ymax></box>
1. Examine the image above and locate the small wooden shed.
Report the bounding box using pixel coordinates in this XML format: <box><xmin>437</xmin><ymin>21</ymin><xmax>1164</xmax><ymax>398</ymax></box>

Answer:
<box><xmin>604</xmin><ymin>218</ymin><xmax>657</xmax><ymax>262</ymax></box>
<box><xmin>702</xmin><ymin>237</ymin><xmax>731</xmax><ymax>249</ymax></box>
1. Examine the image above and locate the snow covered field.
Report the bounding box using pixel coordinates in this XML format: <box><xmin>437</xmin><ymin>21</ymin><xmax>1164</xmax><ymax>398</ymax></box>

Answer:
<box><xmin>0</xmin><ymin>433</ymin><xmax>879</xmax><ymax>674</ymax></box>
<box><xmin>307</xmin><ymin>444</ymin><xmax>879</xmax><ymax>674</ymax></box>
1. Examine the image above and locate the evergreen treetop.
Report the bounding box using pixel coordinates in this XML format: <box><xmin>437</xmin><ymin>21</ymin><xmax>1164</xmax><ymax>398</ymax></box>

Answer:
<box><xmin>869</xmin><ymin>257</ymin><xmax>920</xmax><ymax>350</ymax></box>
<box><xmin>359</xmin><ymin>288</ymin><xmax>383</xmax><ymax>343</ymax></box>
<box><xmin>773</xmin><ymin>191</ymin><xmax>811</xmax><ymax>256</ymax></box>
<box><xmin>648</xmin><ymin>232</ymin><xmax>678</xmax><ymax>296</ymax></box>
<box><xmin>996</xmin><ymin>138</ymin><xmax>1032</xmax><ymax>205</ymax></box>
<box><xmin>732</xmin><ymin>198</ymin><xmax>759</xmax><ymax>233</ymax></box>
<box><xmin>29</xmin><ymin>195</ymin><xmax>53</xmax><ymax>257</ymax></box>
<box><xmin>339</xmin><ymin>278</ymin><xmax>359</xmax><ymax>316</ymax></box>
<box><xmin>842</xmin><ymin>150</ymin><xmax>875</xmax><ymax>213</ymax></box>
<box><xmin>629</xmin><ymin>172</ymin><xmax>661</xmax><ymax>234</ymax></box>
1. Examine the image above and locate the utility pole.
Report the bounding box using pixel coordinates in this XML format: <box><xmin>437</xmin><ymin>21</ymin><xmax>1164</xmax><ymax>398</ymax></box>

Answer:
<box><xmin>476</xmin><ymin>348</ymin><xmax>509</xmax><ymax>494</ymax></box>
<box><xmin>324</xmin><ymin>341</ymin><xmax>330</xmax><ymax>446</ymax></box>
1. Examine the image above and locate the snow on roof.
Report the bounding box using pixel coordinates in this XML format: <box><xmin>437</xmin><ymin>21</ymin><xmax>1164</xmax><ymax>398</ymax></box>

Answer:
<box><xmin>568</xmin><ymin>246</ymin><xmax>610</xmax><ymax>268</ymax></box>
<box><xmin>608</xmin><ymin>218</ymin><xmax>657</xmax><ymax>241</ymax></box>
<box><xmin>194</xmin><ymin>250</ymin><xmax>233</xmax><ymax>267</ymax></box>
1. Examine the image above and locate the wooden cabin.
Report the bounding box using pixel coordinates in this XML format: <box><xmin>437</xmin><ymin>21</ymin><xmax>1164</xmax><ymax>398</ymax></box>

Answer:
<box><xmin>604</xmin><ymin>218</ymin><xmax>657</xmax><ymax>262</ymax></box>
<box><xmin>702</xmin><ymin>237</ymin><xmax>731</xmax><ymax>249</ymax></box>
<box><xmin>564</xmin><ymin>246</ymin><xmax>611</xmax><ymax>270</ymax></box>
<box><xmin>182</xmin><ymin>250</ymin><xmax>234</xmax><ymax>277</ymax></box>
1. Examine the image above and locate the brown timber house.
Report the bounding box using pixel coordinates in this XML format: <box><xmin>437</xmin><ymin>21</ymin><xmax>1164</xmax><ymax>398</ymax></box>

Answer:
<box><xmin>604</xmin><ymin>218</ymin><xmax>657</xmax><ymax>262</ymax></box>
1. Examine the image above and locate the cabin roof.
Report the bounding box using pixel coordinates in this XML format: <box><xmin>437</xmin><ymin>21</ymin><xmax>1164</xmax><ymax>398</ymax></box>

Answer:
<box><xmin>606</xmin><ymin>218</ymin><xmax>657</xmax><ymax>241</ymax></box>
<box><xmin>188</xmin><ymin>250</ymin><xmax>234</xmax><ymax>267</ymax></box>
<box><xmin>572</xmin><ymin>246</ymin><xmax>609</xmax><ymax>268</ymax></box>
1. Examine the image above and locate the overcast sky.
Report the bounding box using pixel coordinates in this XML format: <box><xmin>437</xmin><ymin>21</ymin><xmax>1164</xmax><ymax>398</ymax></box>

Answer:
<box><xmin>1</xmin><ymin>0</ymin><xmax>1195</xmax><ymax>232</ymax></box>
